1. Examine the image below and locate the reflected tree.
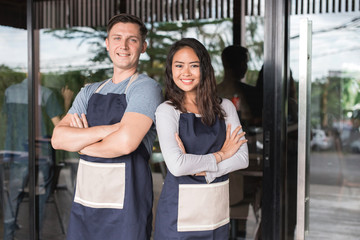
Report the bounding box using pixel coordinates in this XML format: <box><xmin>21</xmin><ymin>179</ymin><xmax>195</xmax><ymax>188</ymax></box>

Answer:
<box><xmin>45</xmin><ymin>19</ymin><xmax>232</xmax><ymax>86</ymax></box>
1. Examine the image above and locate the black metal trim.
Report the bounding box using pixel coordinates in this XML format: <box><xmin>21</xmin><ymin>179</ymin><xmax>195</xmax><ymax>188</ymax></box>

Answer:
<box><xmin>262</xmin><ymin>0</ymin><xmax>290</xmax><ymax>239</ymax></box>
<box><xmin>27</xmin><ymin>0</ymin><xmax>37</xmax><ymax>239</ymax></box>
<box><xmin>233</xmin><ymin>0</ymin><xmax>241</xmax><ymax>45</ymax></box>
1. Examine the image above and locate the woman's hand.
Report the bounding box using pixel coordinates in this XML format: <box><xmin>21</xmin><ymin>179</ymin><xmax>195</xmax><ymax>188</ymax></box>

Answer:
<box><xmin>175</xmin><ymin>133</ymin><xmax>186</xmax><ymax>154</ymax></box>
<box><xmin>194</xmin><ymin>172</ymin><xmax>206</xmax><ymax>176</ymax></box>
<box><xmin>175</xmin><ymin>133</ymin><xmax>206</xmax><ymax>176</ymax></box>
<box><xmin>215</xmin><ymin>124</ymin><xmax>247</xmax><ymax>162</ymax></box>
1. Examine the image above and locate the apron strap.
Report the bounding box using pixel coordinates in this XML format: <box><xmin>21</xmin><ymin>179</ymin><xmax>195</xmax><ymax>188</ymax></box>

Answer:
<box><xmin>95</xmin><ymin>79</ymin><xmax>112</xmax><ymax>93</ymax></box>
<box><xmin>124</xmin><ymin>72</ymin><xmax>139</xmax><ymax>94</ymax></box>
<box><xmin>94</xmin><ymin>72</ymin><xmax>139</xmax><ymax>94</ymax></box>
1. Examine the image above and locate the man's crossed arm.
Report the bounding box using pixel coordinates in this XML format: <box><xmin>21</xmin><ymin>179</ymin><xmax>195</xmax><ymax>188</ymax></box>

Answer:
<box><xmin>51</xmin><ymin>112</ymin><xmax>153</xmax><ymax>158</ymax></box>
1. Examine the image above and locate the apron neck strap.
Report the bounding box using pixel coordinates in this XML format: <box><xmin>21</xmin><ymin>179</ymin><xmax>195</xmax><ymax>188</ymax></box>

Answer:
<box><xmin>124</xmin><ymin>72</ymin><xmax>139</xmax><ymax>94</ymax></box>
<box><xmin>94</xmin><ymin>72</ymin><xmax>139</xmax><ymax>94</ymax></box>
<box><xmin>95</xmin><ymin>79</ymin><xmax>111</xmax><ymax>93</ymax></box>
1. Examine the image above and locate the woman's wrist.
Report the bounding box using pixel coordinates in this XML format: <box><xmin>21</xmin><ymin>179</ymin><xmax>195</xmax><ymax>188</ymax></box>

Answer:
<box><xmin>214</xmin><ymin>151</ymin><xmax>224</xmax><ymax>163</ymax></box>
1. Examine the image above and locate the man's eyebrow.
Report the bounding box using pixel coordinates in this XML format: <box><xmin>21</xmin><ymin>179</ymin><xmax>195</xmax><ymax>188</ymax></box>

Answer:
<box><xmin>110</xmin><ymin>34</ymin><xmax>140</xmax><ymax>39</ymax></box>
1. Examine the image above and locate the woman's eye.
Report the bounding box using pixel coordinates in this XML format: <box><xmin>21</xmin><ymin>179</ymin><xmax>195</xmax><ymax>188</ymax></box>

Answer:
<box><xmin>191</xmin><ymin>64</ymin><xmax>199</xmax><ymax>68</ymax></box>
<box><xmin>175</xmin><ymin>64</ymin><xmax>183</xmax><ymax>68</ymax></box>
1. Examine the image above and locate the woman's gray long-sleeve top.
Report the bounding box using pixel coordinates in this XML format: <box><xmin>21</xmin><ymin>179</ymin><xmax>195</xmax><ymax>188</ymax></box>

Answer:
<box><xmin>155</xmin><ymin>98</ymin><xmax>249</xmax><ymax>183</ymax></box>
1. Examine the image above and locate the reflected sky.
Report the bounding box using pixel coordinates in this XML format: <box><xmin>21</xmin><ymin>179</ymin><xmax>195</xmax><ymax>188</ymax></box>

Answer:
<box><xmin>290</xmin><ymin>12</ymin><xmax>360</xmax><ymax>80</ymax></box>
<box><xmin>0</xmin><ymin>12</ymin><xmax>359</xmax><ymax>81</ymax></box>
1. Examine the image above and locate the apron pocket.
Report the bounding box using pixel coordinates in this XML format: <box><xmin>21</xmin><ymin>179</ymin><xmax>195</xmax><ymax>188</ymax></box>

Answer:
<box><xmin>74</xmin><ymin>159</ymin><xmax>126</xmax><ymax>209</ymax></box>
<box><xmin>177</xmin><ymin>179</ymin><xmax>230</xmax><ymax>232</ymax></box>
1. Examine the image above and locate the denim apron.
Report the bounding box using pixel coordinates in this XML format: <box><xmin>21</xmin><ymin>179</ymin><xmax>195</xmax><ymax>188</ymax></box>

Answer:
<box><xmin>154</xmin><ymin>112</ymin><xmax>230</xmax><ymax>240</ymax></box>
<box><xmin>67</xmin><ymin>74</ymin><xmax>153</xmax><ymax>240</ymax></box>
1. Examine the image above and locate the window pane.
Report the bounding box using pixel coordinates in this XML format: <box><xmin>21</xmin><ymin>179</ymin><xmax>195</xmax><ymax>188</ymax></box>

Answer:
<box><xmin>290</xmin><ymin>12</ymin><xmax>360</xmax><ymax>239</ymax></box>
<box><xmin>0</xmin><ymin>26</ymin><xmax>29</xmax><ymax>240</ymax></box>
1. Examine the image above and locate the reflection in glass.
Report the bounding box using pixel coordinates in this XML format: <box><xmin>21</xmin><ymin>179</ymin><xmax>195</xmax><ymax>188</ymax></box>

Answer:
<box><xmin>0</xmin><ymin>26</ymin><xmax>28</xmax><ymax>239</ymax></box>
<box><xmin>290</xmin><ymin>12</ymin><xmax>360</xmax><ymax>239</ymax></box>
<box><xmin>0</xmin><ymin>25</ymin><xmax>90</xmax><ymax>239</ymax></box>
<box><xmin>1</xmin><ymin>73</ymin><xmax>64</xmax><ymax>239</ymax></box>
<box><xmin>214</xmin><ymin>13</ymin><xmax>264</xmax><ymax>239</ymax></box>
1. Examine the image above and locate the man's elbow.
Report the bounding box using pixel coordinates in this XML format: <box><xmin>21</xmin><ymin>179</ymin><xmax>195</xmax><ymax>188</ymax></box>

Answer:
<box><xmin>51</xmin><ymin>137</ymin><xmax>74</xmax><ymax>151</ymax></box>
<box><xmin>51</xmin><ymin>127</ymin><xmax>63</xmax><ymax>150</ymax></box>
<box><xmin>117</xmin><ymin>133</ymin><xmax>143</xmax><ymax>156</ymax></box>
<box><xmin>118</xmin><ymin>144</ymin><xmax>134</xmax><ymax>156</ymax></box>
<box><xmin>51</xmin><ymin>136</ymin><xmax>61</xmax><ymax>150</ymax></box>
<box><xmin>51</xmin><ymin>133</ymin><xmax>77</xmax><ymax>152</ymax></box>
<box><xmin>110</xmin><ymin>139</ymin><xmax>138</xmax><ymax>157</ymax></box>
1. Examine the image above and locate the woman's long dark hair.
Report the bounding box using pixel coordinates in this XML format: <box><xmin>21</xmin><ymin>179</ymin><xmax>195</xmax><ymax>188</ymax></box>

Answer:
<box><xmin>165</xmin><ymin>38</ymin><xmax>225</xmax><ymax>126</ymax></box>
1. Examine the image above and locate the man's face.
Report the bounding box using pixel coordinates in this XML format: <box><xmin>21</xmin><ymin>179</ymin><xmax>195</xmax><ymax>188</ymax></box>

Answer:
<box><xmin>105</xmin><ymin>22</ymin><xmax>147</xmax><ymax>71</ymax></box>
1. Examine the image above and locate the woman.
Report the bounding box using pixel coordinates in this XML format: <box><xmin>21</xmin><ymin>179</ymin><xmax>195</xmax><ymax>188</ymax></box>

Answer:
<box><xmin>154</xmin><ymin>38</ymin><xmax>249</xmax><ymax>239</ymax></box>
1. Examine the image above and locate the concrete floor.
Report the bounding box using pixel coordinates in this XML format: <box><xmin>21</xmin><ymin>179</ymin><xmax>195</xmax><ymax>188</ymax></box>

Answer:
<box><xmin>305</xmin><ymin>184</ymin><xmax>360</xmax><ymax>240</ymax></box>
<box><xmin>1</xmin><ymin>152</ymin><xmax>360</xmax><ymax>240</ymax></box>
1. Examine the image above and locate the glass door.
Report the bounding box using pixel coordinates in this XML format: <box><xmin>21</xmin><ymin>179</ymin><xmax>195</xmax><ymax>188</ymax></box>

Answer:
<box><xmin>0</xmin><ymin>26</ymin><xmax>29</xmax><ymax>240</ymax></box>
<box><xmin>290</xmin><ymin>4</ymin><xmax>360</xmax><ymax>239</ymax></box>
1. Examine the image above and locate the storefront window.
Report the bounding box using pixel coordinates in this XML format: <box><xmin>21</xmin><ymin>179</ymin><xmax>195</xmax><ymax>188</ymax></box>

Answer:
<box><xmin>290</xmin><ymin>11</ymin><xmax>360</xmax><ymax>239</ymax></box>
<box><xmin>0</xmin><ymin>25</ymin><xmax>29</xmax><ymax>240</ymax></box>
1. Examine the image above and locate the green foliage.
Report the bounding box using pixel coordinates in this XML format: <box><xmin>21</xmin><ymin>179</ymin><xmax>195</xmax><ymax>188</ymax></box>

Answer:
<box><xmin>341</xmin><ymin>76</ymin><xmax>360</xmax><ymax>111</ymax></box>
<box><xmin>245</xmin><ymin>17</ymin><xmax>264</xmax><ymax>70</ymax></box>
<box><xmin>311</xmin><ymin>73</ymin><xmax>360</xmax><ymax>129</ymax></box>
<box><xmin>0</xmin><ymin>65</ymin><xmax>26</xmax><ymax>108</ymax></box>
<box><xmin>85</xmin><ymin>68</ymin><xmax>113</xmax><ymax>84</ymax></box>
<box><xmin>245</xmin><ymin>69</ymin><xmax>260</xmax><ymax>86</ymax></box>
<box><xmin>44</xmin><ymin>19</ymin><xmax>233</xmax><ymax>86</ymax></box>
<box><xmin>0</xmin><ymin>66</ymin><xmax>27</xmax><ymax>148</ymax></box>
<box><xmin>141</xmin><ymin>19</ymin><xmax>232</xmax><ymax>85</ymax></box>
<box><xmin>45</xmin><ymin>27</ymin><xmax>109</xmax><ymax>64</ymax></box>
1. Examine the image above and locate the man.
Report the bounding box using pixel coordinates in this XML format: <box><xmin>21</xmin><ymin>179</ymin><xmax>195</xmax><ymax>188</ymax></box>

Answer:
<box><xmin>51</xmin><ymin>14</ymin><xmax>163</xmax><ymax>240</ymax></box>
<box><xmin>217</xmin><ymin>46</ymin><xmax>262</xmax><ymax>238</ymax></box>
<box><xmin>2</xmin><ymin>76</ymin><xmax>63</xmax><ymax>240</ymax></box>
<box><xmin>217</xmin><ymin>45</ymin><xmax>262</xmax><ymax>129</ymax></box>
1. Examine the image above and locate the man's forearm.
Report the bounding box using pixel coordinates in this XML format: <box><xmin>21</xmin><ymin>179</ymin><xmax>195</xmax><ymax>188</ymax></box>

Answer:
<box><xmin>51</xmin><ymin>124</ymin><xmax>117</xmax><ymax>152</ymax></box>
<box><xmin>80</xmin><ymin>126</ymin><xmax>139</xmax><ymax>158</ymax></box>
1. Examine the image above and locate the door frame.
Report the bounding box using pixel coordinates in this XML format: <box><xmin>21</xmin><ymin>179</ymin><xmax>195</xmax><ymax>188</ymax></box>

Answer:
<box><xmin>27</xmin><ymin>0</ymin><xmax>38</xmax><ymax>239</ymax></box>
<box><xmin>262</xmin><ymin>0</ymin><xmax>292</xmax><ymax>239</ymax></box>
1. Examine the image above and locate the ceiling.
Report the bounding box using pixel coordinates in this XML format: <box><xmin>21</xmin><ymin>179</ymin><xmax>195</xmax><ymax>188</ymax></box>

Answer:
<box><xmin>0</xmin><ymin>0</ymin><xmax>358</xmax><ymax>30</ymax></box>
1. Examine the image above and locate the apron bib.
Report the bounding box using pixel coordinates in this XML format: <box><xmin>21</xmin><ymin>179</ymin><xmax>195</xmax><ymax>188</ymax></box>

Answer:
<box><xmin>154</xmin><ymin>113</ymin><xmax>230</xmax><ymax>240</ymax></box>
<box><xmin>67</xmin><ymin>74</ymin><xmax>153</xmax><ymax>240</ymax></box>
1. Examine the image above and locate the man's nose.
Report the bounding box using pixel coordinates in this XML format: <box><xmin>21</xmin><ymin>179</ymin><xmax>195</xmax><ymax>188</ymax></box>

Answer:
<box><xmin>119</xmin><ymin>39</ymin><xmax>128</xmax><ymax>49</ymax></box>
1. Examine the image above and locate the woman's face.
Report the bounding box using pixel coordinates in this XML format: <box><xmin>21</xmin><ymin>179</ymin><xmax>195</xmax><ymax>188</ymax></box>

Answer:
<box><xmin>171</xmin><ymin>46</ymin><xmax>201</xmax><ymax>96</ymax></box>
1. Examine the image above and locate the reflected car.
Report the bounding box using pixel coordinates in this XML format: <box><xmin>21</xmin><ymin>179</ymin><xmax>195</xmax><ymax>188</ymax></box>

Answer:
<box><xmin>350</xmin><ymin>140</ymin><xmax>360</xmax><ymax>153</ymax></box>
<box><xmin>310</xmin><ymin>129</ymin><xmax>334</xmax><ymax>150</ymax></box>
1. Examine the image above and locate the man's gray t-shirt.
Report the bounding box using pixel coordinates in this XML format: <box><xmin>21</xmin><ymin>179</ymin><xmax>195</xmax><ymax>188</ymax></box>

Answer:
<box><xmin>68</xmin><ymin>73</ymin><xmax>163</xmax><ymax>154</ymax></box>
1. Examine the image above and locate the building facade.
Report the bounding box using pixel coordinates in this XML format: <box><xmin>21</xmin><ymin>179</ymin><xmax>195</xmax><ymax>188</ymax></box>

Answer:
<box><xmin>0</xmin><ymin>0</ymin><xmax>359</xmax><ymax>239</ymax></box>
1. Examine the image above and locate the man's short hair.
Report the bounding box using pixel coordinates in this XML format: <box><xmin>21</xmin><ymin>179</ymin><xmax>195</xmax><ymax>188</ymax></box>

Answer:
<box><xmin>107</xmin><ymin>13</ymin><xmax>148</xmax><ymax>42</ymax></box>
<box><xmin>222</xmin><ymin>45</ymin><xmax>249</xmax><ymax>78</ymax></box>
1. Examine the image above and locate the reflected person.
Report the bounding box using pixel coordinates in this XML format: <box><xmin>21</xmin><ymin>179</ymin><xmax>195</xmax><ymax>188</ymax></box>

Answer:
<box><xmin>2</xmin><ymin>77</ymin><xmax>63</xmax><ymax>240</ymax></box>
<box><xmin>218</xmin><ymin>45</ymin><xmax>262</xmax><ymax>130</ymax></box>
